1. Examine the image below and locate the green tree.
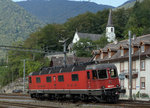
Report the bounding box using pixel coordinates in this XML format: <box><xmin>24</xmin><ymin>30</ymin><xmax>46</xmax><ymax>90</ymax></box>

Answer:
<box><xmin>73</xmin><ymin>38</ymin><xmax>94</xmax><ymax>57</ymax></box>
<box><xmin>94</xmin><ymin>35</ymin><xmax>108</xmax><ymax>48</ymax></box>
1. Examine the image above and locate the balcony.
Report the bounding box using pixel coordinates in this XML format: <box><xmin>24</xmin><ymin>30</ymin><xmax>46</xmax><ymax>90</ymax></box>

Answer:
<box><xmin>120</xmin><ymin>69</ymin><xmax>138</xmax><ymax>79</ymax></box>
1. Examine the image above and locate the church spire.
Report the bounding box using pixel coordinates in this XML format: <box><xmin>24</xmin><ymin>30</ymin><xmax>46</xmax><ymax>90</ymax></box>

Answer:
<box><xmin>107</xmin><ymin>9</ymin><xmax>113</xmax><ymax>27</ymax></box>
<box><xmin>106</xmin><ymin>9</ymin><xmax>116</xmax><ymax>42</ymax></box>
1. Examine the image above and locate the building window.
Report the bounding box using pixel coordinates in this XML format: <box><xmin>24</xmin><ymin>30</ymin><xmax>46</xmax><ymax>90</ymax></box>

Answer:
<box><xmin>140</xmin><ymin>77</ymin><xmax>145</xmax><ymax>89</ymax></box>
<box><xmin>36</xmin><ymin>77</ymin><xmax>41</xmax><ymax>83</ymax></box>
<box><xmin>29</xmin><ymin>77</ymin><xmax>32</xmax><ymax>83</ymax></box>
<box><xmin>140</xmin><ymin>60</ymin><xmax>145</xmax><ymax>71</ymax></box>
<box><xmin>72</xmin><ymin>74</ymin><xmax>79</xmax><ymax>81</ymax></box>
<box><xmin>120</xmin><ymin>62</ymin><xmax>124</xmax><ymax>72</ymax></box>
<box><xmin>58</xmin><ymin>75</ymin><xmax>64</xmax><ymax>82</ymax></box>
<box><xmin>121</xmin><ymin>49</ymin><xmax>124</xmax><ymax>56</ymax></box>
<box><xmin>46</xmin><ymin>76</ymin><xmax>51</xmax><ymax>82</ymax></box>
<box><xmin>132</xmin><ymin>79</ymin><xmax>136</xmax><ymax>89</ymax></box>
<box><xmin>128</xmin><ymin>79</ymin><xmax>136</xmax><ymax>89</ymax></box>
<box><xmin>141</xmin><ymin>45</ymin><xmax>145</xmax><ymax>52</ymax></box>
<box><xmin>132</xmin><ymin>61</ymin><xmax>136</xmax><ymax>70</ymax></box>
<box><xmin>111</xmin><ymin>28</ymin><xmax>113</xmax><ymax>32</ymax></box>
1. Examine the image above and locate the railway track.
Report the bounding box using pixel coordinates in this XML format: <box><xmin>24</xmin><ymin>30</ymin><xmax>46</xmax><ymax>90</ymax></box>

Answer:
<box><xmin>0</xmin><ymin>93</ymin><xmax>31</xmax><ymax>100</ymax></box>
<box><xmin>0</xmin><ymin>101</ymin><xmax>57</xmax><ymax>108</ymax></box>
<box><xmin>0</xmin><ymin>94</ymin><xmax>150</xmax><ymax>108</ymax></box>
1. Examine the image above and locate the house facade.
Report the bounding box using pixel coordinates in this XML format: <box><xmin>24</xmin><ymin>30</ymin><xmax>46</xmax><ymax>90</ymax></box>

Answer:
<box><xmin>68</xmin><ymin>31</ymin><xmax>102</xmax><ymax>52</ymax></box>
<box><xmin>92</xmin><ymin>34</ymin><xmax>150</xmax><ymax>98</ymax></box>
<box><xmin>72</xmin><ymin>31</ymin><xmax>102</xmax><ymax>44</ymax></box>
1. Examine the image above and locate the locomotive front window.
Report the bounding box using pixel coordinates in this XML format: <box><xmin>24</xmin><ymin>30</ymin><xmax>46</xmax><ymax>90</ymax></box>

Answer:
<box><xmin>92</xmin><ymin>70</ymin><xmax>98</xmax><ymax>79</ymax></box>
<box><xmin>98</xmin><ymin>69</ymin><xmax>107</xmax><ymax>79</ymax></box>
<box><xmin>110</xmin><ymin>69</ymin><xmax>117</xmax><ymax>78</ymax></box>
<box><xmin>46</xmin><ymin>76</ymin><xmax>51</xmax><ymax>82</ymax></box>
<box><xmin>36</xmin><ymin>77</ymin><xmax>41</xmax><ymax>83</ymax></box>
<box><xmin>58</xmin><ymin>75</ymin><xmax>64</xmax><ymax>82</ymax></box>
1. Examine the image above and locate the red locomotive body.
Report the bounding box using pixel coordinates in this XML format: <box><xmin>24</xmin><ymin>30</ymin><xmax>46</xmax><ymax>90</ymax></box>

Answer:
<box><xmin>28</xmin><ymin>63</ymin><xmax>124</xmax><ymax>102</ymax></box>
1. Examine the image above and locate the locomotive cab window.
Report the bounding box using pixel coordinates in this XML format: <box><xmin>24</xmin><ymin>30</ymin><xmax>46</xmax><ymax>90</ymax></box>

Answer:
<box><xmin>46</xmin><ymin>76</ymin><xmax>51</xmax><ymax>82</ymax></box>
<box><xmin>29</xmin><ymin>77</ymin><xmax>32</xmax><ymax>83</ymax></box>
<box><xmin>58</xmin><ymin>75</ymin><xmax>64</xmax><ymax>82</ymax></box>
<box><xmin>36</xmin><ymin>77</ymin><xmax>41</xmax><ymax>83</ymax></box>
<box><xmin>98</xmin><ymin>69</ymin><xmax>107</xmax><ymax>79</ymax></box>
<box><xmin>72</xmin><ymin>74</ymin><xmax>79</xmax><ymax>81</ymax></box>
<box><xmin>110</xmin><ymin>69</ymin><xmax>117</xmax><ymax>78</ymax></box>
<box><xmin>92</xmin><ymin>70</ymin><xmax>98</xmax><ymax>79</ymax></box>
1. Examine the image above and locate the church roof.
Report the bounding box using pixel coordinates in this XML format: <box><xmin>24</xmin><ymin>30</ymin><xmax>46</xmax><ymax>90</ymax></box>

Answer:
<box><xmin>107</xmin><ymin>9</ymin><xmax>113</xmax><ymax>27</ymax></box>
<box><xmin>77</xmin><ymin>32</ymin><xmax>102</xmax><ymax>41</ymax></box>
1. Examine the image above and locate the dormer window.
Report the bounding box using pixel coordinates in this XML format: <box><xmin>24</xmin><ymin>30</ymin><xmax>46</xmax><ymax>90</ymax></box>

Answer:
<box><xmin>141</xmin><ymin>45</ymin><xmax>145</xmax><ymax>52</ymax></box>
<box><xmin>101</xmin><ymin>53</ymin><xmax>103</xmax><ymax>59</ymax></box>
<box><xmin>121</xmin><ymin>49</ymin><xmax>124</xmax><ymax>56</ymax></box>
<box><xmin>108</xmin><ymin>52</ymin><xmax>111</xmax><ymax>58</ymax></box>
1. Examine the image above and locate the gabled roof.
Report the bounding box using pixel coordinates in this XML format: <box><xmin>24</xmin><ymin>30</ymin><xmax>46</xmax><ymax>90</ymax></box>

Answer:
<box><xmin>77</xmin><ymin>32</ymin><xmax>102</xmax><ymax>41</ymax></box>
<box><xmin>93</xmin><ymin>34</ymin><xmax>150</xmax><ymax>62</ymax></box>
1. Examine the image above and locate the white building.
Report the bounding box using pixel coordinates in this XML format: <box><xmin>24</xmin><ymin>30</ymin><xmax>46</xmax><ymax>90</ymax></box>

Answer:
<box><xmin>106</xmin><ymin>9</ymin><xmax>116</xmax><ymax>42</ymax></box>
<box><xmin>72</xmin><ymin>31</ymin><xmax>102</xmax><ymax>44</ymax></box>
<box><xmin>68</xmin><ymin>31</ymin><xmax>102</xmax><ymax>52</ymax></box>
<box><xmin>92</xmin><ymin>34</ymin><xmax>150</xmax><ymax>98</ymax></box>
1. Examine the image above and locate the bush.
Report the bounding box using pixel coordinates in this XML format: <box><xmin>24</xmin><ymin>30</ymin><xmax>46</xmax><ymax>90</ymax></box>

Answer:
<box><xmin>140</xmin><ymin>93</ymin><xmax>149</xmax><ymax>98</ymax></box>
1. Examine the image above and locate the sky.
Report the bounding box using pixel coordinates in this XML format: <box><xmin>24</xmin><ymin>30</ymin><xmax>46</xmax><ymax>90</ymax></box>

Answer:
<box><xmin>12</xmin><ymin>0</ymin><xmax>129</xmax><ymax>7</ymax></box>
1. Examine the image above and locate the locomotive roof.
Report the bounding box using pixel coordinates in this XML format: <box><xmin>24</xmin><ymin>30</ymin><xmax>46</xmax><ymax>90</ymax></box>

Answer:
<box><xmin>29</xmin><ymin>63</ymin><xmax>116</xmax><ymax>76</ymax></box>
<box><xmin>30</xmin><ymin>62</ymin><xmax>93</xmax><ymax>76</ymax></box>
<box><xmin>86</xmin><ymin>64</ymin><xmax>116</xmax><ymax>70</ymax></box>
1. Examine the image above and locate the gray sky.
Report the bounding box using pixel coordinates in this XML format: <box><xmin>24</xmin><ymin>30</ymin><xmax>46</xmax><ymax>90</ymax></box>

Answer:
<box><xmin>12</xmin><ymin>0</ymin><xmax>129</xmax><ymax>7</ymax></box>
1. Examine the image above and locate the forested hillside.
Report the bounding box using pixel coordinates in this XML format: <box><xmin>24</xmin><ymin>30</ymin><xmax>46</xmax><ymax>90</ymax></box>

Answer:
<box><xmin>0</xmin><ymin>0</ymin><xmax>43</xmax><ymax>46</ymax></box>
<box><xmin>116</xmin><ymin>0</ymin><xmax>143</xmax><ymax>9</ymax></box>
<box><xmin>16</xmin><ymin>0</ymin><xmax>114</xmax><ymax>23</ymax></box>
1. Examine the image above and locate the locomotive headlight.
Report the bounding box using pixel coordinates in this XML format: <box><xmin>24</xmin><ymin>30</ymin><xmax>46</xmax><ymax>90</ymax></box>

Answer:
<box><xmin>116</xmin><ymin>85</ymin><xmax>120</xmax><ymax>88</ymax></box>
<box><xmin>101</xmin><ymin>86</ymin><xmax>105</xmax><ymax>89</ymax></box>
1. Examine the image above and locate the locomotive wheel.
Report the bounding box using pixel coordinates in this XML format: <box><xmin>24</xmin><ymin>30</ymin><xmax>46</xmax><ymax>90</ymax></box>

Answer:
<box><xmin>81</xmin><ymin>95</ymin><xmax>89</xmax><ymax>102</ymax></box>
<box><xmin>30</xmin><ymin>94</ymin><xmax>36</xmax><ymax>98</ymax></box>
<box><xmin>37</xmin><ymin>93</ymin><xmax>44</xmax><ymax>100</ymax></box>
<box><xmin>106</xmin><ymin>95</ymin><xmax>119</xmax><ymax>103</ymax></box>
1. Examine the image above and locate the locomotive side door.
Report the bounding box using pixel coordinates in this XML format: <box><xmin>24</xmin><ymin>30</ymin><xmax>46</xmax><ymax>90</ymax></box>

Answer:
<box><xmin>53</xmin><ymin>76</ymin><xmax>57</xmax><ymax>89</ymax></box>
<box><xmin>87</xmin><ymin>71</ymin><xmax>91</xmax><ymax>89</ymax></box>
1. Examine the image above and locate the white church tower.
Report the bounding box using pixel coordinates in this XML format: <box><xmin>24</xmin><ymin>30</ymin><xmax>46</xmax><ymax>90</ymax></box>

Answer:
<box><xmin>106</xmin><ymin>9</ymin><xmax>116</xmax><ymax>42</ymax></box>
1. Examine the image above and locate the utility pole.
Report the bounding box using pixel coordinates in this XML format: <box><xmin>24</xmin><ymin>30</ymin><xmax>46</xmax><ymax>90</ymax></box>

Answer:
<box><xmin>59</xmin><ymin>38</ymin><xmax>69</xmax><ymax>67</ymax></box>
<box><xmin>23</xmin><ymin>59</ymin><xmax>26</xmax><ymax>93</ymax></box>
<box><xmin>129</xmin><ymin>31</ymin><xmax>133</xmax><ymax>100</ymax></box>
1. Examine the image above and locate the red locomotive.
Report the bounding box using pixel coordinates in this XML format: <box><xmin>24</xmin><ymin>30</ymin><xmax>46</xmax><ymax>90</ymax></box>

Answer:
<box><xmin>28</xmin><ymin>62</ymin><xmax>125</xmax><ymax>103</ymax></box>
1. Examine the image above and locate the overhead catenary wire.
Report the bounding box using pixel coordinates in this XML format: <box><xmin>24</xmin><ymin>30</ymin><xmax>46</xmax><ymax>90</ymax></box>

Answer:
<box><xmin>0</xmin><ymin>45</ymin><xmax>64</xmax><ymax>55</ymax></box>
